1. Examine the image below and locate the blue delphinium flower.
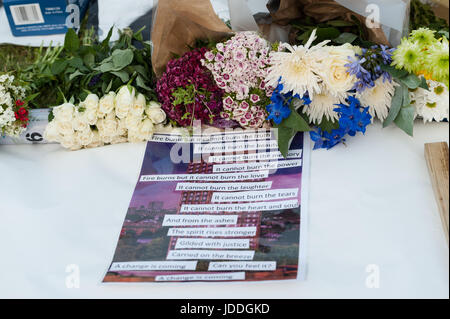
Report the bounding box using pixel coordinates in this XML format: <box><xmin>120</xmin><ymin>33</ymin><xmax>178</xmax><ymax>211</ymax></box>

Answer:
<box><xmin>310</xmin><ymin>128</ymin><xmax>326</xmax><ymax>150</ymax></box>
<box><xmin>301</xmin><ymin>92</ymin><xmax>312</xmax><ymax>106</ymax></box>
<box><xmin>266</xmin><ymin>80</ymin><xmax>300</xmax><ymax>125</ymax></box>
<box><xmin>345</xmin><ymin>45</ymin><xmax>395</xmax><ymax>93</ymax></box>
<box><xmin>310</xmin><ymin>96</ymin><xmax>372</xmax><ymax>150</ymax></box>
<box><xmin>379</xmin><ymin>44</ymin><xmax>395</xmax><ymax>65</ymax></box>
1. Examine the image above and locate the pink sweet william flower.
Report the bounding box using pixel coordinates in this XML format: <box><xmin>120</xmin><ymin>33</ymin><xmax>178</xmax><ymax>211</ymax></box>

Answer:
<box><xmin>205</xmin><ymin>51</ymin><xmax>215</xmax><ymax>61</ymax></box>
<box><xmin>201</xmin><ymin>32</ymin><xmax>274</xmax><ymax>129</ymax></box>
<box><xmin>250</xmin><ymin>94</ymin><xmax>261</xmax><ymax>103</ymax></box>
<box><xmin>240</xmin><ymin>101</ymin><xmax>250</xmax><ymax>110</ymax></box>
<box><xmin>224</xmin><ymin>96</ymin><xmax>234</xmax><ymax>105</ymax></box>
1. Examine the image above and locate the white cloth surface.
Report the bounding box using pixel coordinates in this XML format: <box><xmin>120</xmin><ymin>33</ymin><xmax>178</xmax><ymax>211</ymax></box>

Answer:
<box><xmin>0</xmin><ymin>121</ymin><xmax>448</xmax><ymax>299</ymax></box>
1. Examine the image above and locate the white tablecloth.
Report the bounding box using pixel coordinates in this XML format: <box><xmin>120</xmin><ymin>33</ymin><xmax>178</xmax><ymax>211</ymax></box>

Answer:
<box><xmin>0</xmin><ymin>121</ymin><xmax>448</xmax><ymax>299</ymax></box>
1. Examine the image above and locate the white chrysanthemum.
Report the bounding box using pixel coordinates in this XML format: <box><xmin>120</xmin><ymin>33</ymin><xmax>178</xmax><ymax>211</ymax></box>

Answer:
<box><xmin>413</xmin><ymin>80</ymin><xmax>449</xmax><ymax>123</ymax></box>
<box><xmin>266</xmin><ymin>29</ymin><xmax>330</xmax><ymax>98</ymax></box>
<box><xmin>357</xmin><ymin>78</ymin><xmax>397</xmax><ymax>121</ymax></box>
<box><xmin>300</xmin><ymin>88</ymin><xmax>344</xmax><ymax>124</ymax></box>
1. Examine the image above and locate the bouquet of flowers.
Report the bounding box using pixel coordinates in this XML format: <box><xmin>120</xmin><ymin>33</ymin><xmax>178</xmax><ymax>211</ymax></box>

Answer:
<box><xmin>391</xmin><ymin>28</ymin><xmax>449</xmax><ymax>124</ymax></box>
<box><xmin>0</xmin><ymin>74</ymin><xmax>33</xmax><ymax>137</ymax></box>
<box><xmin>44</xmin><ymin>86</ymin><xmax>167</xmax><ymax>151</ymax></box>
<box><xmin>153</xmin><ymin>24</ymin><xmax>448</xmax><ymax>155</ymax></box>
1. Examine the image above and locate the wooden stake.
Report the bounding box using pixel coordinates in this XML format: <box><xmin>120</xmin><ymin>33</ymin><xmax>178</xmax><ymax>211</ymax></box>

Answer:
<box><xmin>425</xmin><ymin>142</ymin><xmax>449</xmax><ymax>244</ymax></box>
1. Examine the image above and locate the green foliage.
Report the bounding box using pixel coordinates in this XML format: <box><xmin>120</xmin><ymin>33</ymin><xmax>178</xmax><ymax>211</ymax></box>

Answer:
<box><xmin>382</xmin><ymin>65</ymin><xmax>429</xmax><ymax>136</ymax></box>
<box><xmin>291</xmin><ymin>15</ymin><xmax>372</xmax><ymax>47</ymax></box>
<box><xmin>172</xmin><ymin>84</ymin><xmax>197</xmax><ymax>106</ymax></box>
<box><xmin>302</xmin><ymin>112</ymin><xmax>340</xmax><ymax>133</ymax></box>
<box><xmin>172</xmin><ymin>84</ymin><xmax>214</xmax><ymax>125</ymax></box>
<box><xmin>0</xmin><ymin>45</ymin><xmax>41</xmax><ymax>73</ymax></box>
<box><xmin>16</xmin><ymin>26</ymin><xmax>156</xmax><ymax>108</ymax></box>
<box><xmin>275</xmin><ymin>103</ymin><xmax>311</xmax><ymax>158</ymax></box>
<box><xmin>410</xmin><ymin>0</ymin><xmax>449</xmax><ymax>35</ymax></box>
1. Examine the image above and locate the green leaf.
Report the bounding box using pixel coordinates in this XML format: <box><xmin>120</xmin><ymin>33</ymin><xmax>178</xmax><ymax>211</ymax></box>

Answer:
<box><xmin>95</xmin><ymin>49</ymin><xmax>134</xmax><ymax>73</ymax></box>
<box><xmin>318</xmin><ymin>117</ymin><xmax>340</xmax><ymax>133</ymax></box>
<box><xmin>101</xmin><ymin>27</ymin><xmax>114</xmax><ymax>49</ymax></box>
<box><xmin>383</xmin><ymin>84</ymin><xmax>405</xmax><ymax>127</ymax></box>
<box><xmin>316</xmin><ymin>27</ymin><xmax>341</xmax><ymax>41</ymax></box>
<box><xmin>418</xmin><ymin>76</ymin><xmax>429</xmax><ymax>90</ymax></box>
<box><xmin>97</xmin><ymin>62</ymin><xmax>115</xmax><ymax>73</ymax></box>
<box><xmin>380</xmin><ymin>64</ymin><xmax>409</xmax><ymax>79</ymax></box>
<box><xmin>111</xmin><ymin>71</ymin><xmax>130</xmax><ymax>83</ymax></box>
<box><xmin>132</xmin><ymin>65</ymin><xmax>150</xmax><ymax>81</ymax></box>
<box><xmin>394</xmin><ymin>106</ymin><xmax>415</xmax><ymax>136</ymax></box>
<box><xmin>64</xmin><ymin>28</ymin><xmax>80</xmax><ymax>53</ymax></box>
<box><xmin>334</xmin><ymin>32</ymin><xmax>358</xmax><ymax>44</ymax></box>
<box><xmin>112</xmin><ymin>49</ymin><xmax>134</xmax><ymax>70</ymax></box>
<box><xmin>136</xmin><ymin>75</ymin><xmax>152</xmax><ymax>91</ymax></box>
<box><xmin>282</xmin><ymin>110</ymin><xmax>311</xmax><ymax>132</ymax></box>
<box><xmin>402</xmin><ymin>85</ymin><xmax>411</xmax><ymax>107</ymax></box>
<box><xmin>48</xmin><ymin>110</ymin><xmax>55</xmax><ymax>122</ymax></box>
<box><xmin>276</xmin><ymin>126</ymin><xmax>297</xmax><ymax>158</ymax></box>
<box><xmin>297</xmin><ymin>30</ymin><xmax>314</xmax><ymax>44</ymax></box>
<box><xmin>105</xmin><ymin>80</ymin><xmax>113</xmax><ymax>94</ymax></box>
<box><xmin>68</xmin><ymin>56</ymin><xmax>84</xmax><ymax>69</ymax></box>
<box><xmin>83</xmin><ymin>53</ymin><xmax>95</xmax><ymax>68</ymax></box>
<box><xmin>24</xmin><ymin>92</ymin><xmax>40</xmax><ymax>103</ymax></box>
<box><xmin>51</xmin><ymin>60</ymin><xmax>68</xmax><ymax>75</ymax></box>
<box><xmin>69</xmin><ymin>70</ymin><xmax>85</xmax><ymax>81</ymax></box>
<box><xmin>400</xmin><ymin>73</ymin><xmax>422</xmax><ymax>89</ymax></box>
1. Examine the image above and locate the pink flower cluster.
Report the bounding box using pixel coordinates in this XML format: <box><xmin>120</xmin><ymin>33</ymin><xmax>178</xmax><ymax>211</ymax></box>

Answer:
<box><xmin>202</xmin><ymin>32</ymin><xmax>274</xmax><ymax>128</ymax></box>
<box><xmin>157</xmin><ymin>48</ymin><xmax>224</xmax><ymax>127</ymax></box>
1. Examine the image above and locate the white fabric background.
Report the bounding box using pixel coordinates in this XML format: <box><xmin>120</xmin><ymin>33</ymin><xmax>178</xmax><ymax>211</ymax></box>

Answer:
<box><xmin>0</xmin><ymin>121</ymin><xmax>448</xmax><ymax>299</ymax></box>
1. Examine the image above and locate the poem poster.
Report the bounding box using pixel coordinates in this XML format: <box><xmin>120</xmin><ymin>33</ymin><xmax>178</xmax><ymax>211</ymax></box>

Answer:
<box><xmin>104</xmin><ymin>130</ymin><xmax>309</xmax><ymax>283</ymax></box>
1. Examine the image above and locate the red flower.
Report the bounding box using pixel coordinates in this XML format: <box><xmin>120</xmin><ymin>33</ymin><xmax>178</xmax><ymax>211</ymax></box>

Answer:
<box><xmin>15</xmin><ymin>107</ymin><xmax>29</xmax><ymax>123</ymax></box>
<box><xmin>15</xmin><ymin>100</ymin><xmax>25</xmax><ymax>107</ymax></box>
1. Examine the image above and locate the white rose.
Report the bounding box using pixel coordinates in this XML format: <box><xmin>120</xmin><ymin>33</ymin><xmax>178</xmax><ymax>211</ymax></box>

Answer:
<box><xmin>98</xmin><ymin>92</ymin><xmax>116</xmax><ymax>117</ymax></box>
<box><xmin>81</xmin><ymin>94</ymin><xmax>99</xmax><ymax>110</ymax></box>
<box><xmin>116</xmin><ymin>118</ymin><xmax>128</xmax><ymax>136</ymax></box>
<box><xmin>44</xmin><ymin>121</ymin><xmax>61</xmax><ymax>142</ymax></box>
<box><xmin>154</xmin><ymin>123</ymin><xmax>174</xmax><ymax>134</ymax></box>
<box><xmin>53</xmin><ymin>103</ymin><xmax>75</xmax><ymax>122</ymax></box>
<box><xmin>60</xmin><ymin>134</ymin><xmax>81</xmax><ymax>151</ymax></box>
<box><xmin>320</xmin><ymin>45</ymin><xmax>358</xmax><ymax>98</ymax></box>
<box><xmin>77</xmin><ymin>129</ymin><xmax>95</xmax><ymax>146</ymax></box>
<box><xmin>98</xmin><ymin>116</ymin><xmax>119</xmax><ymax>143</ymax></box>
<box><xmin>86</xmin><ymin>131</ymin><xmax>104</xmax><ymax>149</ymax></box>
<box><xmin>130</xmin><ymin>93</ymin><xmax>146</xmax><ymax>117</ymax></box>
<box><xmin>72</xmin><ymin>111</ymin><xmax>90</xmax><ymax>131</ymax></box>
<box><xmin>145</xmin><ymin>102</ymin><xmax>167</xmax><ymax>124</ymax></box>
<box><xmin>137</xmin><ymin>118</ymin><xmax>154</xmax><ymax>140</ymax></box>
<box><xmin>80</xmin><ymin>108</ymin><xmax>98</xmax><ymax>126</ymax></box>
<box><xmin>148</xmin><ymin>101</ymin><xmax>161</xmax><ymax>109</ymax></box>
<box><xmin>55</xmin><ymin>120</ymin><xmax>75</xmax><ymax>136</ymax></box>
<box><xmin>125</xmin><ymin>114</ymin><xmax>142</xmax><ymax>131</ymax></box>
<box><xmin>127</xmin><ymin>129</ymin><xmax>143</xmax><ymax>143</ymax></box>
<box><xmin>115</xmin><ymin>86</ymin><xmax>135</xmax><ymax>119</ymax></box>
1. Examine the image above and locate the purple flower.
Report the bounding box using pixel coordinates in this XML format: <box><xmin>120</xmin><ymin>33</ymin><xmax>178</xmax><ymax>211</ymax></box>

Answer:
<box><xmin>156</xmin><ymin>48</ymin><xmax>224</xmax><ymax>127</ymax></box>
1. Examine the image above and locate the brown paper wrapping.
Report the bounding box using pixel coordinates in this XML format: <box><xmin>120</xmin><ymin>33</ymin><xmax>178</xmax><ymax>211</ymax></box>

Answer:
<box><xmin>268</xmin><ymin>0</ymin><xmax>390</xmax><ymax>45</ymax></box>
<box><xmin>151</xmin><ymin>0</ymin><xmax>232</xmax><ymax>77</ymax></box>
